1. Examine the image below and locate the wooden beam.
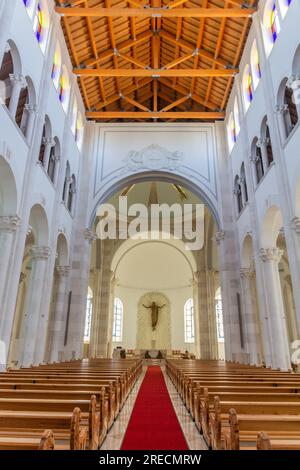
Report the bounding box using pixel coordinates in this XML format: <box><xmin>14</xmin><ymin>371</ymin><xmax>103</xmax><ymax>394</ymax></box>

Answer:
<box><xmin>159</xmin><ymin>78</ymin><xmax>218</xmax><ymax>111</ymax></box>
<box><xmin>159</xmin><ymin>95</ymin><xmax>190</xmax><ymax>112</ymax></box>
<box><xmin>56</xmin><ymin>7</ymin><xmax>256</xmax><ymax>18</ymax></box>
<box><xmin>74</xmin><ymin>68</ymin><xmax>237</xmax><ymax>77</ymax></box>
<box><xmin>121</xmin><ymin>94</ymin><xmax>151</xmax><ymax>111</ymax></box>
<box><xmin>86</xmin><ymin>111</ymin><xmax>225</xmax><ymax>119</ymax></box>
<box><xmin>93</xmin><ymin>77</ymin><xmax>152</xmax><ymax>110</ymax></box>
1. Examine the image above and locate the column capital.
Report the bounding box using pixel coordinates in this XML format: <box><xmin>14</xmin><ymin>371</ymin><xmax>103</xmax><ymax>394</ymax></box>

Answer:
<box><xmin>24</xmin><ymin>103</ymin><xmax>38</xmax><ymax>115</ymax></box>
<box><xmin>0</xmin><ymin>215</ymin><xmax>21</xmax><ymax>232</ymax></box>
<box><xmin>212</xmin><ymin>230</ymin><xmax>225</xmax><ymax>245</ymax></box>
<box><xmin>9</xmin><ymin>73</ymin><xmax>27</xmax><ymax>89</ymax></box>
<box><xmin>250</xmin><ymin>154</ymin><xmax>260</xmax><ymax>164</ymax></box>
<box><xmin>42</xmin><ymin>137</ymin><xmax>55</xmax><ymax>147</ymax></box>
<box><xmin>256</xmin><ymin>138</ymin><xmax>269</xmax><ymax>148</ymax></box>
<box><xmin>84</xmin><ymin>228</ymin><xmax>97</xmax><ymax>243</ymax></box>
<box><xmin>274</xmin><ymin>103</ymin><xmax>289</xmax><ymax>114</ymax></box>
<box><xmin>259</xmin><ymin>247</ymin><xmax>283</xmax><ymax>263</ymax></box>
<box><xmin>240</xmin><ymin>268</ymin><xmax>256</xmax><ymax>280</ymax></box>
<box><xmin>56</xmin><ymin>265</ymin><xmax>70</xmax><ymax>277</ymax></box>
<box><xmin>287</xmin><ymin>74</ymin><xmax>300</xmax><ymax>90</ymax></box>
<box><xmin>290</xmin><ymin>216</ymin><xmax>300</xmax><ymax>235</ymax></box>
<box><xmin>29</xmin><ymin>245</ymin><xmax>51</xmax><ymax>260</ymax></box>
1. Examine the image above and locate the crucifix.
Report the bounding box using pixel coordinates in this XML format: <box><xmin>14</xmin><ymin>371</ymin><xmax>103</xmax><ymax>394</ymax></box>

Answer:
<box><xmin>143</xmin><ymin>301</ymin><xmax>166</xmax><ymax>331</ymax></box>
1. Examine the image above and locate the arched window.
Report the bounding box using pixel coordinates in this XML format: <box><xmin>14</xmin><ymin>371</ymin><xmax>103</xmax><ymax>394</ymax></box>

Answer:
<box><xmin>234</xmin><ymin>175</ymin><xmax>243</xmax><ymax>215</ymax></box>
<box><xmin>265</xmin><ymin>125</ymin><xmax>274</xmax><ymax>165</ymax></box>
<box><xmin>75</xmin><ymin>111</ymin><xmax>84</xmax><ymax>148</ymax></box>
<box><xmin>233</xmin><ymin>98</ymin><xmax>240</xmax><ymax>137</ymax></box>
<box><xmin>250</xmin><ymin>40</ymin><xmax>262</xmax><ymax>90</ymax></box>
<box><xmin>67</xmin><ymin>175</ymin><xmax>76</xmax><ymax>215</ymax></box>
<box><xmin>48</xmin><ymin>138</ymin><xmax>60</xmax><ymax>185</ymax></box>
<box><xmin>51</xmin><ymin>42</ymin><xmax>62</xmax><ymax>90</ymax></box>
<box><xmin>284</xmin><ymin>85</ymin><xmax>298</xmax><ymax>135</ymax></box>
<box><xmin>71</xmin><ymin>99</ymin><xmax>78</xmax><ymax>135</ymax></box>
<box><xmin>240</xmin><ymin>162</ymin><xmax>248</xmax><ymax>204</ymax></box>
<box><xmin>0</xmin><ymin>47</ymin><xmax>14</xmax><ymax>109</ymax></box>
<box><xmin>23</xmin><ymin>0</ymin><xmax>35</xmax><ymax>18</ymax></box>
<box><xmin>59</xmin><ymin>65</ymin><xmax>70</xmax><ymax>113</ymax></box>
<box><xmin>242</xmin><ymin>64</ymin><xmax>253</xmax><ymax>111</ymax></box>
<box><xmin>33</xmin><ymin>1</ymin><xmax>49</xmax><ymax>51</ymax></box>
<box><xmin>15</xmin><ymin>77</ymin><xmax>29</xmax><ymax>132</ymax></box>
<box><xmin>227</xmin><ymin>112</ymin><xmax>236</xmax><ymax>152</ymax></box>
<box><xmin>62</xmin><ymin>162</ymin><xmax>70</xmax><ymax>203</ymax></box>
<box><xmin>215</xmin><ymin>288</ymin><xmax>224</xmax><ymax>343</ymax></box>
<box><xmin>184</xmin><ymin>298</ymin><xmax>195</xmax><ymax>343</ymax></box>
<box><xmin>84</xmin><ymin>288</ymin><xmax>93</xmax><ymax>343</ymax></box>
<box><xmin>112</xmin><ymin>298</ymin><xmax>123</xmax><ymax>342</ymax></box>
<box><xmin>279</xmin><ymin>0</ymin><xmax>292</xmax><ymax>18</ymax></box>
<box><xmin>254</xmin><ymin>142</ymin><xmax>264</xmax><ymax>184</ymax></box>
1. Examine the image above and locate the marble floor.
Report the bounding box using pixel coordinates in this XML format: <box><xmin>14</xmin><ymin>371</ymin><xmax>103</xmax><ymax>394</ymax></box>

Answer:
<box><xmin>100</xmin><ymin>365</ymin><xmax>207</xmax><ymax>450</ymax></box>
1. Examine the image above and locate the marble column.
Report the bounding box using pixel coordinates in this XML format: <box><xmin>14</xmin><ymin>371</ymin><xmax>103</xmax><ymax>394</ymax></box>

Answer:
<box><xmin>24</xmin><ymin>103</ymin><xmax>38</xmax><ymax>143</ymax></box>
<box><xmin>48</xmin><ymin>265</ymin><xmax>70</xmax><ymax>362</ymax></box>
<box><xmin>260</xmin><ymin>248</ymin><xmax>291</xmax><ymax>370</ymax></box>
<box><xmin>19</xmin><ymin>246</ymin><xmax>51</xmax><ymax>367</ymax></box>
<box><xmin>240</xmin><ymin>268</ymin><xmax>261</xmax><ymax>365</ymax></box>
<box><xmin>8</xmin><ymin>73</ymin><xmax>27</xmax><ymax>118</ymax></box>
<box><xmin>53</xmin><ymin>154</ymin><xmax>61</xmax><ymax>187</ymax></box>
<box><xmin>42</xmin><ymin>137</ymin><xmax>55</xmax><ymax>171</ymax></box>
<box><xmin>0</xmin><ymin>216</ymin><xmax>21</xmax><ymax>325</ymax></box>
<box><xmin>275</xmin><ymin>104</ymin><xmax>289</xmax><ymax>143</ymax></box>
<box><xmin>194</xmin><ymin>268</ymin><xmax>210</xmax><ymax>359</ymax></box>
<box><xmin>256</xmin><ymin>138</ymin><xmax>269</xmax><ymax>172</ymax></box>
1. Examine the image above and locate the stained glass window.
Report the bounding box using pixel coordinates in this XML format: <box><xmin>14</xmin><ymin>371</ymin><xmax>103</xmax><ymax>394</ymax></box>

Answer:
<box><xmin>75</xmin><ymin>112</ymin><xmax>84</xmax><ymax>148</ymax></box>
<box><xmin>113</xmin><ymin>298</ymin><xmax>123</xmax><ymax>342</ymax></box>
<box><xmin>251</xmin><ymin>41</ymin><xmax>262</xmax><ymax>90</ymax></box>
<box><xmin>59</xmin><ymin>66</ymin><xmax>70</xmax><ymax>112</ymax></box>
<box><xmin>33</xmin><ymin>2</ymin><xmax>43</xmax><ymax>43</ymax></box>
<box><xmin>184</xmin><ymin>298</ymin><xmax>195</xmax><ymax>343</ymax></box>
<box><xmin>270</xmin><ymin>3</ymin><xmax>280</xmax><ymax>43</ymax></box>
<box><xmin>52</xmin><ymin>43</ymin><xmax>61</xmax><ymax>90</ymax></box>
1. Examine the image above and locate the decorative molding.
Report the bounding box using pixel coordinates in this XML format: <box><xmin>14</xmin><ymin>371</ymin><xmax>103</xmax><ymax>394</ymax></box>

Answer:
<box><xmin>0</xmin><ymin>215</ymin><xmax>21</xmax><ymax>233</ymax></box>
<box><xmin>274</xmin><ymin>104</ymin><xmax>289</xmax><ymax>114</ymax></box>
<box><xmin>29</xmin><ymin>245</ymin><xmax>51</xmax><ymax>260</ymax></box>
<box><xmin>9</xmin><ymin>73</ymin><xmax>27</xmax><ymax>89</ymax></box>
<box><xmin>287</xmin><ymin>74</ymin><xmax>300</xmax><ymax>90</ymax></box>
<box><xmin>123</xmin><ymin>143</ymin><xmax>183</xmax><ymax>171</ymax></box>
<box><xmin>56</xmin><ymin>265</ymin><xmax>70</xmax><ymax>277</ymax></box>
<box><xmin>240</xmin><ymin>268</ymin><xmax>256</xmax><ymax>280</ymax></box>
<box><xmin>290</xmin><ymin>217</ymin><xmax>300</xmax><ymax>235</ymax></box>
<box><xmin>259</xmin><ymin>248</ymin><xmax>283</xmax><ymax>263</ymax></box>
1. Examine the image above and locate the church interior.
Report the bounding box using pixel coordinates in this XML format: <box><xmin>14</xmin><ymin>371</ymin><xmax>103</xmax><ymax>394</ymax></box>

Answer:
<box><xmin>0</xmin><ymin>0</ymin><xmax>300</xmax><ymax>453</ymax></box>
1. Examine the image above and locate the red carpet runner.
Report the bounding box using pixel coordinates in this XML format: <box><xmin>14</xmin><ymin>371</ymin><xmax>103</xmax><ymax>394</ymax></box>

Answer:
<box><xmin>121</xmin><ymin>366</ymin><xmax>188</xmax><ymax>450</ymax></box>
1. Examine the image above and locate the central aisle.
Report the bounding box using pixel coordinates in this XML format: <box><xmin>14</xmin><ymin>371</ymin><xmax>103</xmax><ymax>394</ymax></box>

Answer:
<box><xmin>121</xmin><ymin>366</ymin><xmax>188</xmax><ymax>450</ymax></box>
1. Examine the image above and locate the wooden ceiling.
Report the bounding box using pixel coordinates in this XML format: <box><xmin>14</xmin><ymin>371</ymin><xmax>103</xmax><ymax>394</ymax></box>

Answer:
<box><xmin>55</xmin><ymin>0</ymin><xmax>256</xmax><ymax>122</ymax></box>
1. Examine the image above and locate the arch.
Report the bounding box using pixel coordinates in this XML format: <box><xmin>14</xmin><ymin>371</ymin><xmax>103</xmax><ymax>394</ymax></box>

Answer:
<box><xmin>251</xmin><ymin>137</ymin><xmax>264</xmax><ymax>185</ymax></box>
<box><xmin>18</xmin><ymin>76</ymin><xmax>36</xmax><ymax>137</ymax></box>
<box><xmin>28</xmin><ymin>204</ymin><xmax>49</xmax><ymax>245</ymax></box>
<box><xmin>261</xmin><ymin>205</ymin><xmax>283</xmax><ymax>248</ymax></box>
<box><xmin>277</xmin><ymin>77</ymin><xmax>298</xmax><ymax>137</ymax></box>
<box><xmin>261</xmin><ymin>116</ymin><xmax>274</xmax><ymax>166</ymax></box>
<box><xmin>292</xmin><ymin>44</ymin><xmax>300</xmax><ymax>75</ymax></box>
<box><xmin>0</xmin><ymin>41</ymin><xmax>21</xmax><ymax>109</ymax></box>
<box><xmin>38</xmin><ymin>115</ymin><xmax>52</xmax><ymax>165</ymax></box>
<box><xmin>0</xmin><ymin>156</ymin><xmax>18</xmax><ymax>215</ymax></box>
<box><xmin>56</xmin><ymin>233</ymin><xmax>69</xmax><ymax>265</ymax></box>
<box><xmin>59</xmin><ymin>65</ymin><xmax>70</xmax><ymax>113</ymax></box>
<box><xmin>242</xmin><ymin>64</ymin><xmax>253</xmax><ymax>111</ymax></box>
<box><xmin>89</xmin><ymin>171</ymin><xmax>220</xmax><ymax>229</ymax></box>
<box><xmin>51</xmin><ymin>42</ymin><xmax>62</xmax><ymax>90</ymax></box>
<box><xmin>250</xmin><ymin>40</ymin><xmax>262</xmax><ymax>90</ymax></box>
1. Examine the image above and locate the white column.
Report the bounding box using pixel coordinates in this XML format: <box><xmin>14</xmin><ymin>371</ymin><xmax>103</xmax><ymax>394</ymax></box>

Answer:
<box><xmin>240</xmin><ymin>268</ymin><xmax>261</xmax><ymax>365</ymax></box>
<box><xmin>24</xmin><ymin>104</ymin><xmax>38</xmax><ymax>143</ymax></box>
<box><xmin>48</xmin><ymin>265</ymin><xmax>70</xmax><ymax>362</ymax></box>
<box><xmin>8</xmin><ymin>73</ymin><xmax>27</xmax><ymax>118</ymax></box>
<box><xmin>256</xmin><ymin>138</ymin><xmax>269</xmax><ymax>172</ymax></box>
<box><xmin>53</xmin><ymin>154</ymin><xmax>61</xmax><ymax>187</ymax></box>
<box><xmin>20</xmin><ymin>246</ymin><xmax>51</xmax><ymax>367</ymax></box>
<box><xmin>42</xmin><ymin>137</ymin><xmax>55</xmax><ymax>171</ymax></box>
<box><xmin>275</xmin><ymin>104</ymin><xmax>289</xmax><ymax>144</ymax></box>
<box><xmin>191</xmin><ymin>275</ymin><xmax>201</xmax><ymax>359</ymax></box>
<box><xmin>239</xmin><ymin>177</ymin><xmax>247</xmax><ymax>206</ymax></box>
<box><xmin>0</xmin><ymin>216</ymin><xmax>21</xmax><ymax>322</ymax></box>
<box><xmin>260</xmin><ymin>248</ymin><xmax>291</xmax><ymax>370</ymax></box>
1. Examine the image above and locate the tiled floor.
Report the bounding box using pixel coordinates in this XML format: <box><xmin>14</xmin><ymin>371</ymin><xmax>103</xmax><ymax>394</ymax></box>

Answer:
<box><xmin>100</xmin><ymin>365</ymin><xmax>207</xmax><ymax>450</ymax></box>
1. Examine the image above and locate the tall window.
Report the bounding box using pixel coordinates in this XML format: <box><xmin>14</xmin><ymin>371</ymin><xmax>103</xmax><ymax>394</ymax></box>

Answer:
<box><xmin>84</xmin><ymin>288</ymin><xmax>93</xmax><ymax>342</ymax></box>
<box><xmin>270</xmin><ymin>2</ymin><xmax>281</xmax><ymax>43</ymax></box>
<box><xmin>51</xmin><ymin>42</ymin><xmax>62</xmax><ymax>90</ymax></box>
<box><xmin>112</xmin><ymin>298</ymin><xmax>123</xmax><ymax>342</ymax></box>
<box><xmin>250</xmin><ymin>40</ymin><xmax>262</xmax><ymax>90</ymax></box>
<box><xmin>243</xmin><ymin>64</ymin><xmax>253</xmax><ymax>110</ymax></box>
<box><xmin>59</xmin><ymin>66</ymin><xmax>70</xmax><ymax>113</ymax></box>
<box><xmin>215</xmin><ymin>288</ymin><xmax>224</xmax><ymax>343</ymax></box>
<box><xmin>184</xmin><ymin>298</ymin><xmax>195</xmax><ymax>343</ymax></box>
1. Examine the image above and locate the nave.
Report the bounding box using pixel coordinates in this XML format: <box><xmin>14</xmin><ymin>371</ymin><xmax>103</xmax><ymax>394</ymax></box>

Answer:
<box><xmin>0</xmin><ymin>358</ymin><xmax>299</xmax><ymax>450</ymax></box>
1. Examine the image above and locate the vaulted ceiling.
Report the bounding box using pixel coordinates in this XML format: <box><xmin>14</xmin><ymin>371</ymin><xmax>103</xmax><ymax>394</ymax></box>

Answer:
<box><xmin>55</xmin><ymin>0</ymin><xmax>256</xmax><ymax>122</ymax></box>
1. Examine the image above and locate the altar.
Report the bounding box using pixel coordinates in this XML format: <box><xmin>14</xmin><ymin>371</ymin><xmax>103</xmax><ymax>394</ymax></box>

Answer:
<box><xmin>140</xmin><ymin>349</ymin><xmax>167</xmax><ymax>359</ymax></box>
